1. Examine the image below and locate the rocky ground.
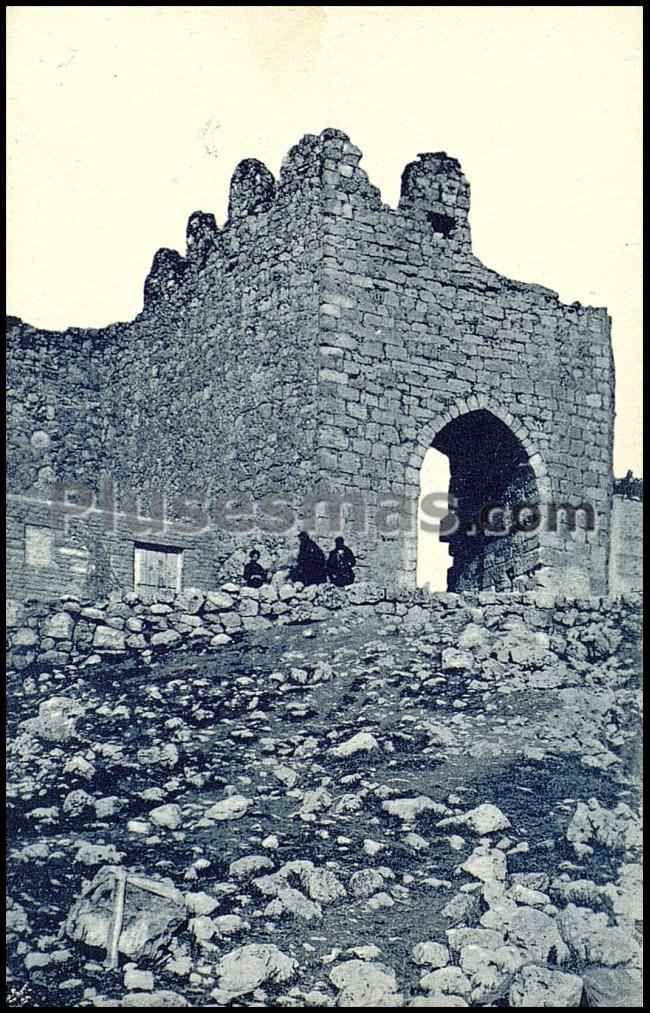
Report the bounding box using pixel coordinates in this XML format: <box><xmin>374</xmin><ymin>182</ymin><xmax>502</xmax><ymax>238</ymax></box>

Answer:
<box><xmin>6</xmin><ymin>593</ymin><xmax>643</xmax><ymax>1007</ymax></box>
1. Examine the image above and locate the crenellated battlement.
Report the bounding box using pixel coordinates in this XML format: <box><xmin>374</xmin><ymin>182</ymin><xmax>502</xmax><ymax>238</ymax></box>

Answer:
<box><xmin>142</xmin><ymin>129</ymin><xmax>474</xmax><ymax>309</ymax></box>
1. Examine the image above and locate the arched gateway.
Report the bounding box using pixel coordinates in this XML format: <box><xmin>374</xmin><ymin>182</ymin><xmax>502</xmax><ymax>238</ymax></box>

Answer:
<box><xmin>407</xmin><ymin>399</ymin><xmax>553</xmax><ymax>593</ymax></box>
<box><xmin>421</xmin><ymin>409</ymin><xmax>541</xmax><ymax>591</ymax></box>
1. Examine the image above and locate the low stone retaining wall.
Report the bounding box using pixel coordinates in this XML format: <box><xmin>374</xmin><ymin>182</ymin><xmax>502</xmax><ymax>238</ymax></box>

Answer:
<box><xmin>6</xmin><ymin>580</ymin><xmax>642</xmax><ymax>673</ymax></box>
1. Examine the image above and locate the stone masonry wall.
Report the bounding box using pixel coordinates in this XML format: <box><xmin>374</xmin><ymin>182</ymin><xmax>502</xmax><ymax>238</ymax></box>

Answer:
<box><xmin>5</xmin><ymin>582</ymin><xmax>642</xmax><ymax>676</ymax></box>
<box><xmin>6</xmin><ymin>320</ymin><xmax>110</xmax><ymax>600</ymax></box>
<box><xmin>314</xmin><ymin>131</ymin><xmax>615</xmax><ymax>594</ymax></box>
<box><xmin>608</xmin><ymin>495</ymin><xmax>643</xmax><ymax>594</ymax></box>
<box><xmin>6</xmin><ymin>138</ymin><xmax>326</xmax><ymax>600</ymax></box>
<box><xmin>6</xmin><ymin>128</ymin><xmax>616</xmax><ymax>601</ymax></box>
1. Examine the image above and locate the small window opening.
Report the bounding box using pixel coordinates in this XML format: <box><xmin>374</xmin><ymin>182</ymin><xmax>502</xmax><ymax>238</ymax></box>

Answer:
<box><xmin>427</xmin><ymin>211</ymin><xmax>456</xmax><ymax>237</ymax></box>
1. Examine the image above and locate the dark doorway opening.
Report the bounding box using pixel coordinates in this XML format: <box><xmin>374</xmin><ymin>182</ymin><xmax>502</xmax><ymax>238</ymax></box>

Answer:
<box><xmin>431</xmin><ymin>409</ymin><xmax>540</xmax><ymax>591</ymax></box>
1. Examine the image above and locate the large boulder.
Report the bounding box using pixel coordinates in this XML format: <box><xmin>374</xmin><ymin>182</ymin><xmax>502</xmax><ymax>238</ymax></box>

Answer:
<box><xmin>461</xmin><ymin>803</ymin><xmax>511</xmax><ymax>835</ymax></box>
<box><xmin>383</xmin><ymin>796</ymin><xmax>446</xmax><ymax>822</ymax></box>
<box><xmin>66</xmin><ymin>868</ymin><xmax>186</xmax><ymax>960</ymax></box>
<box><xmin>214</xmin><ymin>943</ymin><xmax>296</xmax><ymax>999</ymax></box>
<box><xmin>302</xmin><ymin>867</ymin><xmax>347</xmax><ymax>904</ymax></box>
<box><xmin>446</xmin><ymin>928</ymin><xmax>505</xmax><ymax>956</ymax></box>
<box><xmin>252</xmin><ymin>867</ymin><xmax>323</xmax><ymax>922</ymax></box>
<box><xmin>137</xmin><ymin>744</ymin><xmax>179</xmax><ymax>769</ymax></box>
<box><xmin>175</xmin><ymin>588</ymin><xmax>205</xmax><ymax>614</ymax></box>
<box><xmin>556</xmin><ymin>904</ymin><xmax>642</xmax><ymax>967</ymax></box>
<box><xmin>205</xmin><ymin>795</ymin><xmax>252</xmax><ymax>821</ymax></box>
<box><xmin>442</xmin><ymin>648</ymin><xmax>474</xmax><ymax>671</ymax></box>
<box><xmin>459</xmin><ymin>944</ymin><xmax>524</xmax><ymax>1004</ymax></box>
<box><xmin>408</xmin><ymin>998</ymin><xmax>468</xmax><ymax>1007</ymax></box>
<box><xmin>509</xmin><ymin>965</ymin><xmax>584</xmax><ymax>1007</ymax></box>
<box><xmin>20</xmin><ymin>696</ymin><xmax>85</xmax><ymax>742</ymax></box>
<box><xmin>331</xmin><ymin>731</ymin><xmax>380</xmax><ymax>758</ymax></box>
<box><xmin>566</xmin><ymin>799</ymin><xmax>642</xmax><ymax>858</ymax></box>
<box><xmin>150</xmin><ymin>630</ymin><xmax>182</xmax><ymax>649</ymax></box>
<box><xmin>609</xmin><ymin>862</ymin><xmax>643</xmax><ymax>921</ymax></box>
<box><xmin>412</xmin><ymin>942</ymin><xmax>450</xmax><ymax>968</ymax></box>
<box><xmin>121</xmin><ymin>992</ymin><xmax>191</xmax><ymax>1007</ymax></box>
<box><xmin>149</xmin><ymin>804</ymin><xmax>183</xmax><ymax>830</ymax></box>
<box><xmin>420</xmin><ymin>966</ymin><xmax>471</xmax><ymax>997</ymax></box>
<box><xmin>581</xmin><ymin>965</ymin><xmax>643</xmax><ymax>1008</ymax></box>
<box><xmin>349</xmin><ymin>869</ymin><xmax>386</xmax><ymax>899</ymax></box>
<box><xmin>460</xmin><ymin>845</ymin><xmax>507</xmax><ymax>884</ymax></box>
<box><xmin>330</xmin><ymin>959</ymin><xmax>402</xmax><ymax>1006</ymax></box>
<box><xmin>501</xmin><ymin>906</ymin><xmax>569</xmax><ymax>965</ymax></box>
<box><xmin>204</xmin><ymin>591</ymin><xmax>236</xmax><ymax>612</ymax></box>
<box><xmin>439</xmin><ymin>803</ymin><xmax>511</xmax><ymax>835</ymax></box>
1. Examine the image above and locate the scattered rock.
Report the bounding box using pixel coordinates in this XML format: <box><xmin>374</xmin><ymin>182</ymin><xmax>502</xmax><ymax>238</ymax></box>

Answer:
<box><xmin>382</xmin><ymin>796</ymin><xmax>446</xmax><ymax>821</ymax></box>
<box><xmin>350</xmin><ymin>869</ymin><xmax>385</xmax><ymax>899</ymax></box>
<box><xmin>331</xmin><ymin>731</ymin><xmax>381</xmax><ymax>758</ymax></box>
<box><xmin>149</xmin><ymin>804</ymin><xmax>183</xmax><ymax>830</ymax></box>
<box><xmin>556</xmin><ymin>904</ymin><xmax>641</xmax><ymax>967</ymax></box>
<box><xmin>215</xmin><ymin>943</ymin><xmax>296</xmax><ymax>998</ymax></box>
<box><xmin>412</xmin><ymin>942</ymin><xmax>450</xmax><ymax>968</ymax></box>
<box><xmin>509</xmin><ymin>965</ymin><xmax>584</xmax><ymax>1007</ymax></box>
<box><xmin>460</xmin><ymin>846</ymin><xmax>507</xmax><ymax>884</ymax></box>
<box><xmin>124</xmin><ymin>969</ymin><xmax>155</xmax><ymax>991</ymax></box>
<box><xmin>420</xmin><ymin>966</ymin><xmax>472</xmax><ymax>997</ymax></box>
<box><xmin>21</xmin><ymin>696</ymin><xmax>84</xmax><ymax>742</ymax></box>
<box><xmin>206</xmin><ymin>796</ymin><xmax>252</xmax><ymax>821</ymax></box>
<box><xmin>330</xmin><ymin>959</ymin><xmax>402</xmax><ymax>1006</ymax></box>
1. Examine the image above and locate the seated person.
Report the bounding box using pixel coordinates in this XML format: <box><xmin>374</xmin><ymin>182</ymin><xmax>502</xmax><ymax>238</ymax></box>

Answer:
<box><xmin>289</xmin><ymin>531</ymin><xmax>328</xmax><ymax>586</ymax></box>
<box><xmin>326</xmin><ymin>536</ymin><xmax>356</xmax><ymax>587</ymax></box>
<box><xmin>243</xmin><ymin>549</ymin><xmax>268</xmax><ymax>588</ymax></box>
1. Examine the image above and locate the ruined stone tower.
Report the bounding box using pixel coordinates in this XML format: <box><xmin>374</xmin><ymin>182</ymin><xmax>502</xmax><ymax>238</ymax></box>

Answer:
<box><xmin>6</xmin><ymin>128</ymin><xmax>617</xmax><ymax>601</ymax></box>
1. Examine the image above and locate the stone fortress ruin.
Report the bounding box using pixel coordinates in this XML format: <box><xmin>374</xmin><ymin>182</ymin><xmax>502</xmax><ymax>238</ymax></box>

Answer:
<box><xmin>6</xmin><ymin>128</ymin><xmax>641</xmax><ymax>602</ymax></box>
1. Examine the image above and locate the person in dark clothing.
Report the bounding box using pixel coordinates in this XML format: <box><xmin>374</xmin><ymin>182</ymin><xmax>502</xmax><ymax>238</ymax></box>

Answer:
<box><xmin>243</xmin><ymin>549</ymin><xmax>268</xmax><ymax>588</ymax></box>
<box><xmin>289</xmin><ymin>531</ymin><xmax>327</xmax><ymax>586</ymax></box>
<box><xmin>622</xmin><ymin>470</ymin><xmax>634</xmax><ymax>499</ymax></box>
<box><xmin>327</xmin><ymin>536</ymin><xmax>356</xmax><ymax>587</ymax></box>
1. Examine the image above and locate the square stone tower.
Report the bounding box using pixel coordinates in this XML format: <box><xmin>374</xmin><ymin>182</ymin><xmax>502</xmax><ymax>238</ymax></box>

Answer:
<box><xmin>6</xmin><ymin>128</ymin><xmax>615</xmax><ymax>600</ymax></box>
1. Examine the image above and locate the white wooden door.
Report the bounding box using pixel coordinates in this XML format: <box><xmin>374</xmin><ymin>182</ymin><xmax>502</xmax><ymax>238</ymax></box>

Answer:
<box><xmin>134</xmin><ymin>543</ymin><xmax>183</xmax><ymax>598</ymax></box>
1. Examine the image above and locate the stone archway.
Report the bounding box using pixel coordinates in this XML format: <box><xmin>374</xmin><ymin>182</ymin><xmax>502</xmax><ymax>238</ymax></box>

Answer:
<box><xmin>409</xmin><ymin>400</ymin><xmax>551</xmax><ymax>592</ymax></box>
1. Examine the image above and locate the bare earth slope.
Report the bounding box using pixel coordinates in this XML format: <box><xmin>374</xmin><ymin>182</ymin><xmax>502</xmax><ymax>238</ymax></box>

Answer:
<box><xmin>6</xmin><ymin>599</ymin><xmax>643</xmax><ymax>1007</ymax></box>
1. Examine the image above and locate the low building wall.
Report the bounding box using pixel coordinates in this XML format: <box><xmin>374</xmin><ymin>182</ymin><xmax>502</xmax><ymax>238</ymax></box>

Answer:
<box><xmin>6</xmin><ymin>580</ymin><xmax>642</xmax><ymax>674</ymax></box>
<box><xmin>609</xmin><ymin>495</ymin><xmax>642</xmax><ymax>594</ymax></box>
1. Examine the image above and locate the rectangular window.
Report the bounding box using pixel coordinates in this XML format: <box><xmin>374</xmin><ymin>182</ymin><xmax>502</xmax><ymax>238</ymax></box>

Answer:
<box><xmin>25</xmin><ymin>525</ymin><xmax>55</xmax><ymax>568</ymax></box>
<box><xmin>134</xmin><ymin>542</ymin><xmax>183</xmax><ymax>596</ymax></box>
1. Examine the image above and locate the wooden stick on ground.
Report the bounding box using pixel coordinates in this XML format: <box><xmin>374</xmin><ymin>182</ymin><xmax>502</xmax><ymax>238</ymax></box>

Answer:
<box><xmin>105</xmin><ymin>869</ymin><xmax>128</xmax><ymax>970</ymax></box>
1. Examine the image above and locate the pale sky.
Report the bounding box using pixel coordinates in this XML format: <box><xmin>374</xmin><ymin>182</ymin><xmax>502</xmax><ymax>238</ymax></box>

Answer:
<box><xmin>6</xmin><ymin>6</ymin><xmax>642</xmax><ymax>477</ymax></box>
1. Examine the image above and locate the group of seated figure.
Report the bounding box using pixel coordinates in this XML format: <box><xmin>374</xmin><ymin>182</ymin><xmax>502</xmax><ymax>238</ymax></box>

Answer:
<box><xmin>243</xmin><ymin>532</ymin><xmax>356</xmax><ymax>589</ymax></box>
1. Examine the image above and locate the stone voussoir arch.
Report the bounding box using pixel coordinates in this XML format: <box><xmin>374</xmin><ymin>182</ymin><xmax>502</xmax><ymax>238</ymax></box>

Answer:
<box><xmin>404</xmin><ymin>394</ymin><xmax>554</xmax><ymax>590</ymax></box>
<box><xmin>408</xmin><ymin>394</ymin><xmax>552</xmax><ymax>501</ymax></box>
